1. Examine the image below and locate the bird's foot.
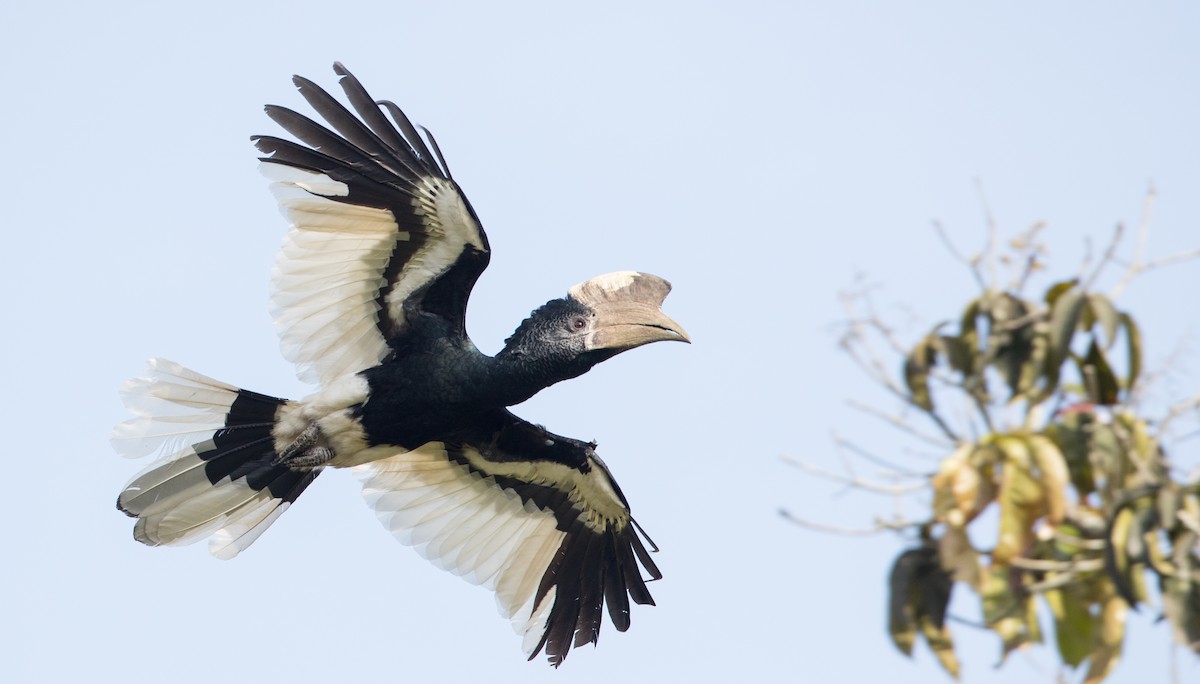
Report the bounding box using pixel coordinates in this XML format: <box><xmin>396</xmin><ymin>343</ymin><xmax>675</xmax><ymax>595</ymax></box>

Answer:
<box><xmin>276</xmin><ymin>423</ymin><xmax>335</xmax><ymax>468</ymax></box>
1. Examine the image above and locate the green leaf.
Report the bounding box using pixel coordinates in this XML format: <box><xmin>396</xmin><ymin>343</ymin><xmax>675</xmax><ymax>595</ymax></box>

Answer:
<box><xmin>1092</xmin><ymin>424</ymin><xmax>1130</xmax><ymax>502</ymax></box>
<box><xmin>1045</xmin><ymin>412</ymin><xmax>1096</xmax><ymax>497</ymax></box>
<box><xmin>1014</xmin><ymin>332</ymin><xmax>1048</xmax><ymax>400</ymax></box>
<box><xmin>1044</xmin><ymin>278</ymin><xmax>1080</xmax><ymax>308</ymax></box>
<box><xmin>980</xmin><ymin>294</ymin><xmax>1036</xmax><ymax>400</ymax></box>
<box><xmin>1047</xmin><ymin>288</ymin><xmax>1086</xmax><ymax>371</ymax></box>
<box><xmin>1045</xmin><ymin>587</ymin><xmax>1097</xmax><ymax>668</ymax></box>
<box><xmin>1104</xmin><ymin>503</ymin><xmax>1149</xmax><ymax>609</ymax></box>
<box><xmin>904</xmin><ymin>336</ymin><xmax>938</xmax><ymax>411</ymax></box>
<box><xmin>1081</xmin><ymin>340</ymin><xmax>1120</xmax><ymax>406</ymax></box>
<box><xmin>1087</xmin><ymin>294</ymin><xmax>1120</xmax><ymax>350</ymax></box>
<box><xmin>1160</xmin><ymin>538</ymin><xmax>1200</xmax><ymax>654</ymax></box>
<box><xmin>1119</xmin><ymin>313</ymin><xmax>1142</xmax><ymax>393</ymax></box>
<box><xmin>888</xmin><ymin>549</ymin><xmax>922</xmax><ymax>656</ymax></box>
<box><xmin>1083</xmin><ymin>595</ymin><xmax>1127</xmax><ymax>684</ymax></box>
<box><xmin>982</xmin><ymin>566</ymin><xmax>1040</xmax><ymax>661</ymax></box>
<box><xmin>889</xmin><ymin>546</ymin><xmax>957</xmax><ymax>669</ymax></box>
<box><xmin>938</xmin><ymin>335</ymin><xmax>973</xmax><ymax>375</ymax></box>
<box><xmin>1036</xmin><ymin>287</ymin><xmax>1086</xmax><ymax>403</ymax></box>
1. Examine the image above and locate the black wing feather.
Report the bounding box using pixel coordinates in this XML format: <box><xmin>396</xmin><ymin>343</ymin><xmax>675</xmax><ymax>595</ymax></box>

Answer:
<box><xmin>333</xmin><ymin>62</ymin><xmax>413</xmax><ymax>156</ymax></box>
<box><xmin>602</xmin><ymin>529</ymin><xmax>632</xmax><ymax>632</ymax></box>
<box><xmin>253</xmin><ymin>135</ymin><xmax>416</xmax><ymax>207</ymax></box>
<box><xmin>451</xmin><ymin>413</ymin><xmax>660</xmax><ymax>665</ymax></box>
<box><xmin>376</xmin><ymin>100</ymin><xmax>444</xmax><ymax>177</ymax></box>
<box><xmin>573</xmin><ymin>532</ymin><xmax>606</xmax><ymax>648</ymax></box>
<box><xmin>257</xmin><ymin>64</ymin><xmax>492</xmax><ymax>369</ymax></box>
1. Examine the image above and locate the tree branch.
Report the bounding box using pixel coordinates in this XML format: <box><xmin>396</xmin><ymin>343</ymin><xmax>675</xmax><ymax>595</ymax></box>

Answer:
<box><xmin>1083</xmin><ymin>221</ymin><xmax>1126</xmax><ymax>292</ymax></box>
<box><xmin>846</xmin><ymin>399</ymin><xmax>956</xmax><ymax>448</ymax></box>
<box><xmin>777</xmin><ymin>508</ymin><xmax>918</xmax><ymax>536</ymax></box>
<box><xmin>934</xmin><ymin>219</ymin><xmax>987</xmax><ymax>292</ymax></box>
<box><xmin>780</xmin><ymin>454</ymin><xmax>927</xmax><ymax>495</ymax></box>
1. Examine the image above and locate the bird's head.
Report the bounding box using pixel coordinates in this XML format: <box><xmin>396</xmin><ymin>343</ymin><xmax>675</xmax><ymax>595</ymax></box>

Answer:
<box><xmin>500</xmin><ymin>271</ymin><xmax>689</xmax><ymax>385</ymax></box>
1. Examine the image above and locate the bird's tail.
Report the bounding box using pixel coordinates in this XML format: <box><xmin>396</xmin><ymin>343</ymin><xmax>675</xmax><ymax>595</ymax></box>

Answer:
<box><xmin>112</xmin><ymin>358</ymin><xmax>321</xmax><ymax>560</ymax></box>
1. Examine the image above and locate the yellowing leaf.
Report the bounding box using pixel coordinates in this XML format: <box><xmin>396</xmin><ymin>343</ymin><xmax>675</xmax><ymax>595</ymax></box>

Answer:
<box><xmin>933</xmin><ymin>444</ymin><xmax>973</xmax><ymax>523</ymax></box>
<box><xmin>1083</xmin><ymin>595</ymin><xmax>1127</xmax><ymax>684</ymax></box>
<box><xmin>938</xmin><ymin>525</ymin><xmax>981</xmax><ymax>589</ymax></box>
<box><xmin>1105</xmin><ymin>505</ymin><xmax>1146</xmax><ymax>608</ymax></box>
<box><xmin>919</xmin><ymin>614</ymin><xmax>961</xmax><ymax>680</ymax></box>
<box><xmin>993</xmin><ymin>436</ymin><xmax>1043</xmax><ymax>564</ymax></box>
<box><xmin>1027</xmin><ymin>434</ymin><xmax>1069</xmax><ymax>526</ymax></box>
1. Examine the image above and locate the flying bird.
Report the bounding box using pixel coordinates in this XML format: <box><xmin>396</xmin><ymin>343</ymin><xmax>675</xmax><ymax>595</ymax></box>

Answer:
<box><xmin>112</xmin><ymin>63</ymin><xmax>688</xmax><ymax>666</ymax></box>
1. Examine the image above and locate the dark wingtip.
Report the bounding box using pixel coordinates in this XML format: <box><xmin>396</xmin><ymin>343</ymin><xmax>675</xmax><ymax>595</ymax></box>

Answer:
<box><xmin>250</xmin><ymin>135</ymin><xmax>276</xmax><ymax>156</ymax></box>
<box><xmin>116</xmin><ymin>495</ymin><xmax>135</xmax><ymax>517</ymax></box>
<box><xmin>292</xmin><ymin>74</ymin><xmax>320</xmax><ymax>92</ymax></box>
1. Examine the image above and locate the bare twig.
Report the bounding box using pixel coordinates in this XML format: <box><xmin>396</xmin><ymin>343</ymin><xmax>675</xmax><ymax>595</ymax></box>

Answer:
<box><xmin>1083</xmin><ymin>222</ymin><xmax>1127</xmax><ymax>292</ymax></box>
<box><xmin>858</xmin><ymin>288</ymin><xmax>912</xmax><ymax>357</ymax></box>
<box><xmin>1160</xmin><ymin>394</ymin><xmax>1200</xmax><ymax>437</ymax></box>
<box><xmin>1110</xmin><ymin>247</ymin><xmax>1200</xmax><ymax>299</ymax></box>
<box><xmin>934</xmin><ymin>220</ymin><xmax>987</xmax><ymax>292</ymax></box>
<box><xmin>1052</xmin><ymin>529</ymin><xmax>1107</xmax><ymax>551</ymax></box>
<box><xmin>976</xmin><ymin>179</ymin><xmax>999</xmax><ymax>290</ymax></box>
<box><xmin>971</xmin><ymin>392</ymin><xmax>998</xmax><ymax>434</ymax></box>
<box><xmin>993</xmin><ymin>308</ymin><xmax>1047</xmax><ymax>333</ymax></box>
<box><xmin>838</xmin><ymin>290</ymin><xmax>965</xmax><ymax>444</ymax></box>
<box><xmin>1001</xmin><ymin>557</ymin><xmax>1108</xmax><ymax>594</ymax></box>
<box><xmin>1010</xmin><ymin>221</ymin><xmax>1047</xmax><ymax>294</ymax></box>
<box><xmin>1008</xmin><ymin>557</ymin><xmax>1105</xmax><ymax>573</ymax></box>
<box><xmin>780</xmin><ymin>454</ymin><xmax>927</xmax><ymax>495</ymax></box>
<box><xmin>778</xmin><ymin>508</ymin><xmax>917</xmax><ymax>536</ymax></box>
<box><xmin>846</xmin><ymin>399</ymin><xmax>956</xmax><ymax>448</ymax></box>
<box><xmin>1109</xmin><ymin>188</ymin><xmax>1156</xmax><ymax>298</ymax></box>
<box><xmin>832</xmin><ymin>432</ymin><xmax>932</xmax><ymax>477</ymax></box>
<box><xmin>945</xmin><ymin>614</ymin><xmax>988</xmax><ymax>630</ymax></box>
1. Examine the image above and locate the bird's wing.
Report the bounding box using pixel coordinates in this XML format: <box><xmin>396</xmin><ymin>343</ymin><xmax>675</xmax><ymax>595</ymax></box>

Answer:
<box><xmin>353</xmin><ymin>419</ymin><xmax>660</xmax><ymax>667</ymax></box>
<box><xmin>253</xmin><ymin>63</ymin><xmax>490</xmax><ymax>386</ymax></box>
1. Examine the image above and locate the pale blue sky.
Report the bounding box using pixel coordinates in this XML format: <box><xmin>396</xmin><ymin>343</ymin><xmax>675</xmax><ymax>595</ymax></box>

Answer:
<box><xmin>3</xmin><ymin>2</ymin><xmax>1198</xmax><ymax>682</ymax></box>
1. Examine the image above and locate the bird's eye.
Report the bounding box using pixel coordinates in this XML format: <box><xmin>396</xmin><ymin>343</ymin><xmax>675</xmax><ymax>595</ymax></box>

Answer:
<box><xmin>570</xmin><ymin>317</ymin><xmax>587</xmax><ymax>331</ymax></box>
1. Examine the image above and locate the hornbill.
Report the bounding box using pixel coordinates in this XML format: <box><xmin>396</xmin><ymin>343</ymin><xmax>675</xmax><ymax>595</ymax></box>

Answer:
<box><xmin>112</xmin><ymin>63</ymin><xmax>688</xmax><ymax>666</ymax></box>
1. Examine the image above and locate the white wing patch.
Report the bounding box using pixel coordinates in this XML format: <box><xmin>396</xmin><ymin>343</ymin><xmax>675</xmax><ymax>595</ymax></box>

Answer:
<box><xmin>355</xmin><ymin>444</ymin><xmax>570</xmax><ymax>649</ymax></box>
<box><xmin>264</xmin><ymin>165</ymin><xmax>487</xmax><ymax>387</ymax></box>
<box><xmin>380</xmin><ymin>177</ymin><xmax>485</xmax><ymax>328</ymax></box>
<box><xmin>266</xmin><ymin>164</ymin><xmax>396</xmax><ymax>386</ymax></box>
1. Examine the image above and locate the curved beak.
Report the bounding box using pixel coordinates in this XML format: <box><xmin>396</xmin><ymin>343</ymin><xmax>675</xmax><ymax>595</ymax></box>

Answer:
<box><xmin>569</xmin><ymin>271</ymin><xmax>691</xmax><ymax>353</ymax></box>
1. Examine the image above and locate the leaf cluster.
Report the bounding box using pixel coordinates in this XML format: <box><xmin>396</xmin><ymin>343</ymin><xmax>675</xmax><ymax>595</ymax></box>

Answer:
<box><xmin>887</xmin><ymin>276</ymin><xmax>1200</xmax><ymax>681</ymax></box>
